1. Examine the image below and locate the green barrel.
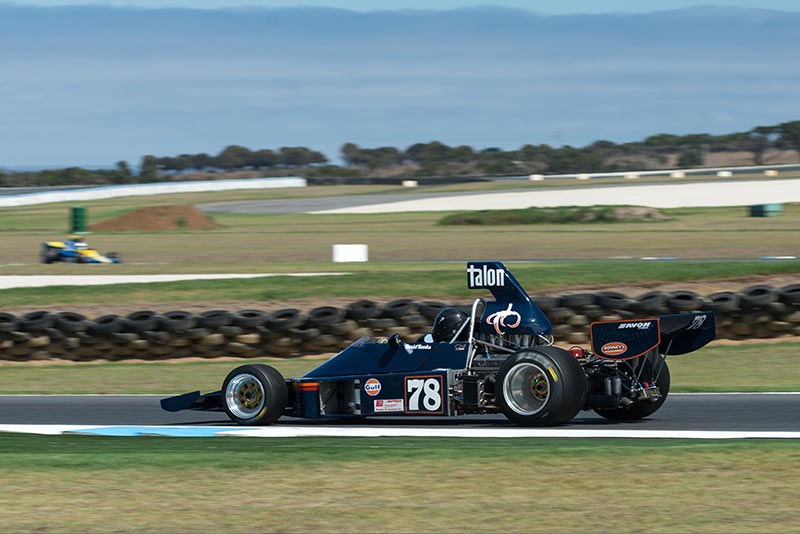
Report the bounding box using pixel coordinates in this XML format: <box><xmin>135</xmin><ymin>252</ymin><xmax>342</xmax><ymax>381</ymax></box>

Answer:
<box><xmin>749</xmin><ymin>204</ymin><xmax>783</xmax><ymax>217</ymax></box>
<box><xmin>70</xmin><ymin>206</ymin><xmax>87</xmax><ymax>233</ymax></box>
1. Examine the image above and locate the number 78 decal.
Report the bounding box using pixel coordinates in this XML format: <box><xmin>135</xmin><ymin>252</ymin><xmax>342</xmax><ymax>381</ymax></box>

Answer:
<box><xmin>405</xmin><ymin>375</ymin><xmax>444</xmax><ymax>414</ymax></box>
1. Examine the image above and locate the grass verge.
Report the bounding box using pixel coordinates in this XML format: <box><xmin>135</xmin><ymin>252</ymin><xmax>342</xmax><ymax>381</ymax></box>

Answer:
<box><xmin>439</xmin><ymin>205</ymin><xmax>669</xmax><ymax>225</ymax></box>
<box><xmin>1</xmin><ymin>201</ymin><xmax>798</xmax><ymax>273</ymax></box>
<box><xmin>1</xmin><ymin>261</ymin><xmax>798</xmax><ymax>308</ymax></box>
<box><xmin>0</xmin><ymin>434</ymin><xmax>798</xmax><ymax>533</ymax></box>
<box><xmin>0</xmin><ymin>341</ymin><xmax>797</xmax><ymax>394</ymax></box>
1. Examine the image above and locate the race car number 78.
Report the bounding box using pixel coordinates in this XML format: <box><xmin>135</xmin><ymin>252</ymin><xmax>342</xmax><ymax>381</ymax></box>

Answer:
<box><xmin>407</xmin><ymin>378</ymin><xmax>442</xmax><ymax>411</ymax></box>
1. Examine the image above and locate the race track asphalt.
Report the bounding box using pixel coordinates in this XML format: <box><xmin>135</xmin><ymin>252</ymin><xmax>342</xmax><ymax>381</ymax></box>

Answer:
<box><xmin>1</xmin><ymin>393</ymin><xmax>798</xmax><ymax>431</ymax></box>
<box><xmin>197</xmin><ymin>179</ymin><xmax>800</xmax><ymax>214</ymax></box>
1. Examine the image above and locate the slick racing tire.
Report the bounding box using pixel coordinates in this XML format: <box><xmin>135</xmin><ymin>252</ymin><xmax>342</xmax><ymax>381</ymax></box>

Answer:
<box><xmin>41</xmin><ymin>245</ymin><xmax>59</xmax><ymax>264</ymax></box>
<box><xmin>233</xmin><ymin>309</ymin><xmax>269</xmax><ymax>328</ymax></box>
<box><xmin>125</xmin><ymin>310</ymin><xmax>160</xmax><ymax>332</ymax></box>
<box><xmin>496</xmin><ymin>347</ymin><xmax>587</xmax><ymax>427</ymax></box>
<box><xmin>345</xmin><ymin>300</ymin><xmax>381</xmax><ymax>321</ymax></box>
<box><xmin>88</xmin><ymin>315</ymin><xmax>124</xmax><ymax>336</ymax></box>
<box><xmin>0</xmin><ymin>312</ymin><xmax>20</xmax><ymax>333</ymax></box>
<box><xmin>307</xmin><ymin>306</ymin><xmax>345</xmax><ymax>328</ymax></box>
<box><xmin>160</xmin><ymin>311</ymin><xmax>197</xmax><ymax>333</ymax></box>
<box><xmin>54</xmin><ymin>312</ymin><xmax>89</xmax><ymax>334</ymax></box>
<box><xmin>196</xmin><ymin>310</ymin><xmax>233</xmax><ymax>329</ymax></box>
<box><xmin>222</xmin><ymin>364</ymin><xmax>288</xmax><ymax>425</ymax></box>
<box><xmin>703</xmin><ymin>292</ymin><xmax>740</xmax><ymax>314</ymax></box>
<box><xmin>20</xmin><ymin>311</ymin><xmax>54</xmax><ymax>332</ymax></box>
<box><xmin>265</xmin><ymin>308</ymin><xmax>305</xmax><ymax>331</ymax></box>
<box><xmin>739</xmin><ymin>284</ymin><xmax>777</xmax><ymax>309</ymax></box>
<box><xmin>635</xmin><ymin>291</ymin><xmax>667</xmax><ymax>313</ymax></box>
<box><xmin>594</xmin><ymin>354</ymin><xmax>671</xmax><ymax>421</ymax></box>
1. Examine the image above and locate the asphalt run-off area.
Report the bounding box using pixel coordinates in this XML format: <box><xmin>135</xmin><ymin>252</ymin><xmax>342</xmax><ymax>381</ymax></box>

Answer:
<box><xmin>1</xmin><ymin>393</ymin><xmax>799</xmax><ymax>439</ymax></box>
<box><xmin>197</xmin><ymin>179</ymin><xmax>800</xmax><ymax>214</ymax></box>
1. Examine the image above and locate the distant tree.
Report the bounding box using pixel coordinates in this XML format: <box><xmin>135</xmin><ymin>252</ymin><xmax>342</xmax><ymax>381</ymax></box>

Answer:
<box><xmin>113</xmin><ymin>161</ymin><xmax>133</xmax><ymax>183</ymax></box>
<box><xmin>363</xmin><ymin>147</ymin><xmax>401</xmax><ymax>169</ymax></box>
<box><xmin>154</xmin><ymin>156</ymin><xmax>175</xmax><ymax>172</ymax></box>
<box><xmin>677</xmin><ymin>148</ymin><xmax>704</xmax><ymax>167</ymax></box>
<box><xmin>404</xmin><ymin>143</ymin><xmax>428</xmax><ymax>164</ymax></box>
<box><xmin>590</xmin><ymin>140</ymin><xmax>617</xmax><ymax>150</ymax></box>
<box><xmin>174</xmin><ymin>154</ymin><xmax>195</xmax><ymax>172</ymax></box>
<box><xmin>778</xmin><ymin>121</ymin><xmax>800</xmax><ymax>160</ymax></box>
<box><xmin>405</xmin><ymin>141</ymin><xmax>452</xmax><ymax>164</ymax></box>
<box><xmin>452</xmin><ymin>145</ymin><xmax>475</xmax><ymax>163</ymax></box>
<box><xmin>215</xmin><ymin>145</ymin><xmax>252</xmax><ymax>169</ymax></box>
<box><xmin>679</xmin><ymin>133</ymin><xmax>712</xmax><ymax>147</ymax></box>
<box><xmin>191</xmin><ymin>153</ymin><xmax>213</xmax><ymax>171</ymax></box>
<box><xmin>519</xmin><ymin>143</ymin><xmax>552</xmax><ymax>163</ymax></box>
<box><xmin>249</xmin><ymin>149</ymin><xmax>278</xmax><ymax>169</ymax></box>
<box><xmin>545</xmin><ymin>146</ymin><xmax>605</xmax><ymax>173</ymax></box>
<box><xmin>279</xmin><ymin>146</ymin><xmax>313</xmax><ymax>167</ymax></box>
<box><xmin>307</xmin><ymin>149</ymin><xmax>328</xmax><ymax>166</ymax></box>
<box><xmin>341</xmin><ymin>142</ymin><xmax>364</xmax><ymax>166</ymax></box>
<box><xmin>747</xmin><ymin>126</ymin><xmax>778</xmax><ymax>165</ymax></box>
<box><xmin>643</xmin><ymin>133</ymin><xmax>681</xmax><ymax>150</ymax></box>
<box><xmin>139</xmin><ymin>155</ymin><xmax>159</xmax><ymax>180</ymax></box>
<box><xmin>476</xmin><ymin>158</ymin><xmax>516</xmax><ymax>174</ymax></box>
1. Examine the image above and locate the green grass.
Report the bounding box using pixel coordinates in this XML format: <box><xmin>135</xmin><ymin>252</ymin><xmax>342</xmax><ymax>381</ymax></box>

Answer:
<box><xmin>668</xmin><ymin>341</ymin><xmax>800</xmax><ymax>392</ymax></box>
<box><xmin>1</xmin><ymin>189</ymin><xmax>798</xmax><ymax>276</ymax></box>
<box><xmin>0</xmin><ymin>341</ymin><xmax>797</xmax><ymax>394</ymax></box>
<box><xmin>439</xmin><ymin>205</ymin><xmax>670</xmax><ymax>225</ymax></box>
<box><xmin>0</xmin><ymin>260</ymin><xmax>798</xmax><ymax>308</ymax></box>
<box><xmin>0</xmin><ymin>356</ymin><xmax>327</xmax><ymax>394</ymax></box>
<box><xmin>0</xmin><ymin>434</ymin><xmax>798</xmax><ymax>533</ymax></box>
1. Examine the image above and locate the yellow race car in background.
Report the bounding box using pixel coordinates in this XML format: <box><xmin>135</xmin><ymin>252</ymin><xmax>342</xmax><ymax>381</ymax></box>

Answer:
<box><xmin>41</xmin><ymin>236</ymin><xmax>122</xmax><ymax>264</ymax></box>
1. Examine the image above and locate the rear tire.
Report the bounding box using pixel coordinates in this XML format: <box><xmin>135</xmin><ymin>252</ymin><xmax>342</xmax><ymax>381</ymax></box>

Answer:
<box><xmin>594</xmin><ymin>354</ymin><xmax>671</xmax><ymax>421</ymax></box>
<box><xmin>222</xmin><ymin>364</ymin><xmax>288</xmax><ymax>425</ymax></box>
<box><xmin>496</xmin><ymin>347</ymin><xmax>586</xmax><ymax>426</ymax></box>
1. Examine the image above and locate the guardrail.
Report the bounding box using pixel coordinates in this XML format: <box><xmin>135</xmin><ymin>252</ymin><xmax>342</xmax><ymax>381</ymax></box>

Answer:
<box><xmin>523</xmin><ymin>163</ymin><xmax>800</xmax><ymax>182</ymax></box>
<box><xmin>0</xmin><ymin>177</ymin><xmax>307</xmax><ymax>207</ymax></box>
<box><xmin>2</xmin><ymin>283</ymin><xmax>798</xmax><ymax>362</ymax></box>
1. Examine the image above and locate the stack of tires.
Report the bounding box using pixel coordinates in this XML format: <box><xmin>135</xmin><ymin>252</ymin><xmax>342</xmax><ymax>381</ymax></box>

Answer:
<box><xmin>1</xmin><ymin>284</ymin><xmax>799</xmax><ymax>362</ymax></box>
<box><xmin>540</xmin><ymin>283</ymin><xmax>800</xmax><ymax>343</ymax></box>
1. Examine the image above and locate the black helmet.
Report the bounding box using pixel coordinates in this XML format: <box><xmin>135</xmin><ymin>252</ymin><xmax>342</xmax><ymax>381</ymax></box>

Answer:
<box><xmin>431</xmin><ymin>307</ymin><xmax>469</xmax><ymax>342</ymax></box>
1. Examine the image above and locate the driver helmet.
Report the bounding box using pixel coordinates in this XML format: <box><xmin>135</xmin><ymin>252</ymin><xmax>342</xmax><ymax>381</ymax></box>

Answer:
<box><xmin>431</xmin><ymin>307</ymin><xmax>470</xmax><ymax>342</ymax></box>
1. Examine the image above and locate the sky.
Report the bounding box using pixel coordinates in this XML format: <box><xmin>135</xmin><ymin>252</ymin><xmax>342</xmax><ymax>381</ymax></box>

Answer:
<box><xmin>7</xmin><ymin>0</ymin><xmax>800</xmax><ymax>13</ymax></box>
<box><xmin>1</xmin><ymin>2</ymin><xmax>799</xmax><ymax>168</ymax></box>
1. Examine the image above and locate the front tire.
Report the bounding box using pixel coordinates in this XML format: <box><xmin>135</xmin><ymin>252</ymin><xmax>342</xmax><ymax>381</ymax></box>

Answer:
<box><xmin>222</xmin><ymin>364</ymin><xmax>287</xmax><ymax>425</ymax></box>
<box><xmin>497</xmin><ymin>347</ymin><xmax>587</xmax><ymax>426</ymax></box>
<box><xmin>41</xmin><ymin>245</ymin><xmax>58</xmax><ymax>264</ymax></box>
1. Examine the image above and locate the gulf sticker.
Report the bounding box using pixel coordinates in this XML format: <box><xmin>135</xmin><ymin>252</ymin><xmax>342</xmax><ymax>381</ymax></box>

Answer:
<box><xmin>601</xmin><ymin>342</ymin><xmax>628</xmax><ymax>356</ymax></box>
<box><xmin>364</xmin><ymin>378</ymin><xmax>382</xmax><ymax>397</ymax></box>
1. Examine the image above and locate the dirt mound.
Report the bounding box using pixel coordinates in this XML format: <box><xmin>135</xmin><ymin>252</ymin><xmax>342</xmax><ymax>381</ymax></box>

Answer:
<box><xmin>90</xmin><ymin>205</ymin><xmax>220</xmax><ymax>231</ymax></box>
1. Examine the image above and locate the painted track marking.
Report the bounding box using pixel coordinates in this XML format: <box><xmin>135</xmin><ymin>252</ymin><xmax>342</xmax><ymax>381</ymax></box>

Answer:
<box><xmin>1</xmin><ymin>425</ymin><xmax>799</xmax><ymax>439</ymax></box>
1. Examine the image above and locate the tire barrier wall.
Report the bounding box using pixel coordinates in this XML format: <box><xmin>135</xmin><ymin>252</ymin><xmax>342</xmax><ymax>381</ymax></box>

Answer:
<box><xmin>1</xmin><ymin>284</ymin><xmax>799</xmax><ymax>362</ymax></box>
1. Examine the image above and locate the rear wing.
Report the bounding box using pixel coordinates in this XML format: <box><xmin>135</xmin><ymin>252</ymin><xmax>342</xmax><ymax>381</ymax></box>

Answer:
<box><xmin>590</xmin><ymin>312</ymin><xmax>715</xmax><ymax>360</ymax></box>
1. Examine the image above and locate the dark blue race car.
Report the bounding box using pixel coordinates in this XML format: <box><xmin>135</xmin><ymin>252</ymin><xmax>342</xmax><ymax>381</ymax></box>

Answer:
<box><xmin>162</xmin><ymin>261</ymin><xmax>716</xmax><ymax>426</ymax></box>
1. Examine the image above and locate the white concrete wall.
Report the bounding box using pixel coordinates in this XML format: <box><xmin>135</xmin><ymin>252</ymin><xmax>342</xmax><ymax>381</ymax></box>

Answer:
<box><xmin>0</xmin><ymin>177</ymin><xmax>307</xmax><ymax>207</ymax></box>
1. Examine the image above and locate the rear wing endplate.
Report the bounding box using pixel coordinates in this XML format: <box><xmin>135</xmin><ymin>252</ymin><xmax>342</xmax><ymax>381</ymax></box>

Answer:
<box><xmin>590</xmin><ymin>312</ymin><xmax>715</xmax><ymax>360</ymax></box>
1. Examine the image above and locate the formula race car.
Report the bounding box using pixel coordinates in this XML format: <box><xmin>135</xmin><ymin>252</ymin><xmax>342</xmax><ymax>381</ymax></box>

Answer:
<box><xmin>162</xmin><ymin>261</ymin><xmax>716</xmax><ymax>426</ymax></box>
<box><xmin>41</xmin><ymin>236</ymin><xmax>122</xmax><ymax>264</ymax></box>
